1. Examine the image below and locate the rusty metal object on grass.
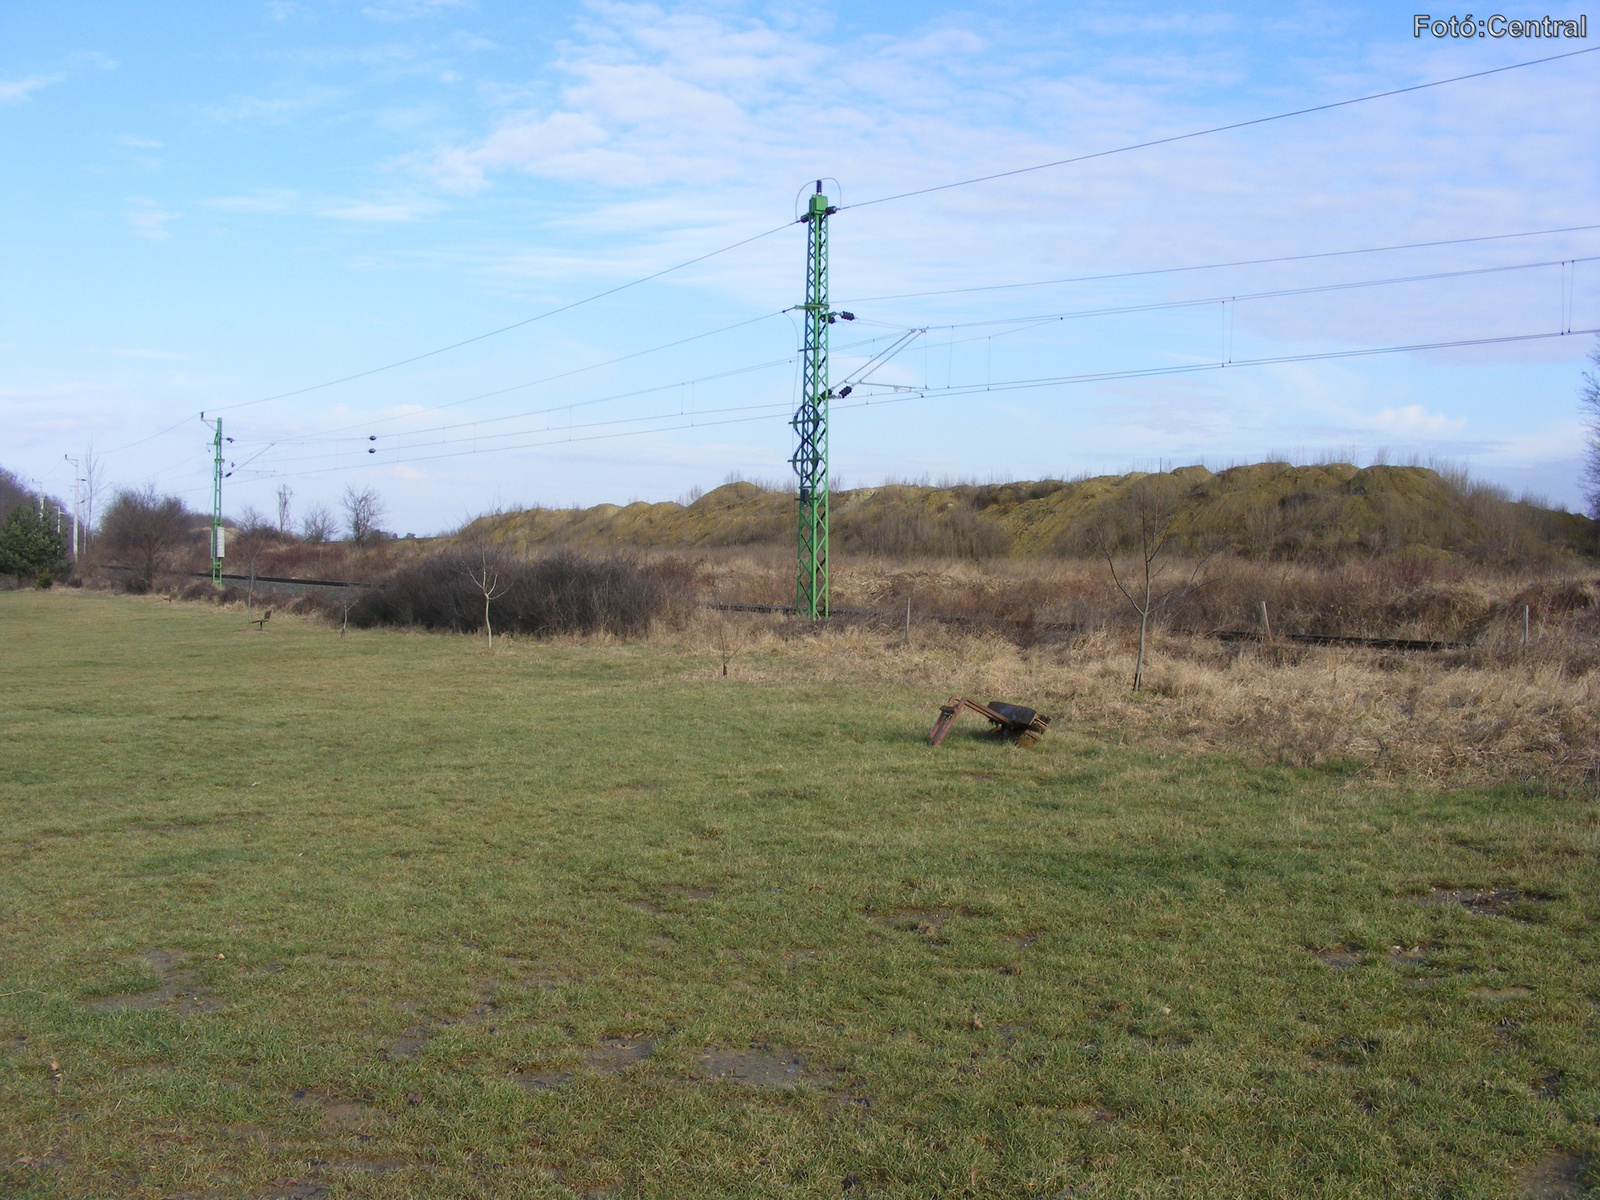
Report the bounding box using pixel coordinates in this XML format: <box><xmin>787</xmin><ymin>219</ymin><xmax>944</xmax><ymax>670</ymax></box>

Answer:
<box><xmin>929</xmin><ymin>697</ymin><xmax>1050</xmax><ymax>747</ymax></box>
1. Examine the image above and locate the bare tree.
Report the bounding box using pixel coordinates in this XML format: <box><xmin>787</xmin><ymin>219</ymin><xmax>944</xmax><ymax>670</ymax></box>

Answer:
<box><xmin>302</xmin><ymin>503</ymin><xmax>335</xmax><ymax>543</ymax></box>
<box><xmin>466</xmin><ymin>549</ymin><xmax>510</xmax><ymax>647</ymax></box>
<box><xmin>342</xmin><ymin>486</ymin><xmax>386</xmax><ymax>545</ymax></box>
<box><xmin>1581</xmin><ymin>335</ymin><xmax>1600</xmax><ymax>520</ymax></box>
<box><xmin>276</xmin><ymin>485</ymin><xmax>294</xmax><ymax>536</ymax></box>
<box><xmin>231</xmin><ymin>518</ymin><xmax>275</xmax><ymax>623</ymax></box>
<box><xmin>80</xmin><ymin>445</ymin><xmax>104</xmax><ymax>561</ymax></box>
<box><xmin>101</xmin><ymin>486</ymin><xmax>192</xmax><ymax>591</ymax></box>
<box><xmin>1088</xmin><ymin>474</ymin><xmax>1204</xmax><ymax>691</ymax></box>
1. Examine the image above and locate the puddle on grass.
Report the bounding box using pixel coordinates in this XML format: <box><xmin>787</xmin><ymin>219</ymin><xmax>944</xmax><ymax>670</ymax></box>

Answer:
<box><xmin>693</xmin><ymin>1047</ymin><xmax>810</xmax><ymax>1089</ymax></box>
<box><xmin>1518</xmin><ymin>1152</ymin><xmax>1590</xmax><ymax>1199</ymax></box>
<box><xmin>89</xmin><ymin>949</ymin><xmax>224</xmax><ymax>1017</ymax></box>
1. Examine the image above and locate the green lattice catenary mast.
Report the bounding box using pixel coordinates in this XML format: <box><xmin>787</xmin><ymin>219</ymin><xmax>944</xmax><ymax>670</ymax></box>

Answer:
<box><xmin>792</xmin><ymin>182</ymin><xmax>841</xmax><ymax>619</ymax></box>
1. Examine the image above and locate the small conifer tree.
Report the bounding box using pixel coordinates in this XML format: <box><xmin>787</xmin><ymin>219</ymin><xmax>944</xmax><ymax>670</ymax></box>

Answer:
<box><xmin>0</xmin><ymin>503</ymin><xmax>69</xmax><ymax>581</ymax></box>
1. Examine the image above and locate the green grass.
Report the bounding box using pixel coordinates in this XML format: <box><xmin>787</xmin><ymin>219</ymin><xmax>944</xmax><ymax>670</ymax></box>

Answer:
<box><xmin>1</xmin><ymin>591</ymin><xmax>1596</xmax><ymax>1199</ymax></box>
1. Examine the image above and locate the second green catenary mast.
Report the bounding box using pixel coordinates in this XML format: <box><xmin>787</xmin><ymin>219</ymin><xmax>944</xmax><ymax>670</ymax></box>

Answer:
<box><xmin>793</xmin><ymin>182</ymin><xmax>836</xmax><ymax>619</ymax></box>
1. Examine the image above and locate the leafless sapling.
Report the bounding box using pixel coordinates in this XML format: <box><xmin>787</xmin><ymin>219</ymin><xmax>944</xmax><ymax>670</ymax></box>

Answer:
<box><xmin>466</xmin><ymin>550</ymin><xmax>510</xmax><ymax>647</ymax></box>
<box><xmin>1089</xmin><ymin>473</ymin><xmax>1211</xmax><ymax>691</ymax></box>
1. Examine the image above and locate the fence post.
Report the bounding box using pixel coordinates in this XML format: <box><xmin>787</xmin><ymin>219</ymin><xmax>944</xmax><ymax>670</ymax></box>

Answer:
<box><xmin>1523</xmin><ymin>603</ymin><xmax>1530</xmax><ymax>647</ymax></box>
<box><xmin>1260</xmin><ymin>600</ymin><xmax>1272</xmax><ymax>642</ymax></box>
<box><xmin>905</xmin><ymin>596</ymin><xmax>911</xmax><ymax>645</ymax></box>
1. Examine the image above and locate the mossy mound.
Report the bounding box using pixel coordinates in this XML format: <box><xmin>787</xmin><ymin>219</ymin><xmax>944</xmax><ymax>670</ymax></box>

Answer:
<box><xmin>462</xmin><ymin>465</ymin><xmax>1593</xmax><ymax>564</ymax></box>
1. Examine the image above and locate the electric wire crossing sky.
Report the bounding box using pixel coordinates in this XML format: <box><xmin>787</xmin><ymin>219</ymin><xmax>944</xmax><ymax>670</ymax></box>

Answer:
<box><xmin>57</xmin><ymin>38</ymin><xmax>1600</xmax><ymax>552</ymax></box>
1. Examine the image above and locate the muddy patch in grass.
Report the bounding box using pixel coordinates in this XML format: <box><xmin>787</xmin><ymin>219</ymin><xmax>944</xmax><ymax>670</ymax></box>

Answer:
<box><xmin>863</xmin><ymin>906</ymin><xmax>968</xmax><ymax>936</ymax></box>
<box><xmin>1386</xmin><ymin>946</ymin><xmax>1430</xmax><ymax>966</ymax></box>
<box><xmin>258</xmin><ymin>1180</ymin><xmax>329</xmax><ymax>1200</ymax></box>
<box><xmin>1518</xmin><ymin>1152</ymin><xmax>1590</xmax><ymax>1199</ymax></box>
<box><xmin>666</xmin><ymin>886</ymin><xmax>718</xmax><ymax>900</ymax></box>
<box><xmin>693</xmin><ymin>1047</ymin><xmax>811</xmax><ymax>1089</ymax></box>
<box><xmin>290</xmin><ymin>1088</ymin><xmax>384</xmax><ymax>1135</ymax></box>
<box><xmin>385</xmin><ymin>1025</ymin><xmax>430</xmax><ymax>1059</ymax></box>
<box><xmin>510</xmin><ymin>1069</ymin><xmax>573</xmax><ymax>1093</ymax></box>
<box><xmin>586</xmin><ymin>1038</ymin><xmax>654</xmax><ymax>1071</ymax></box>
<box><xmin>509</xmin><ymin>1038</ymin><xmax>654</xmax><ymax>1093</ymax></box>
<box><xmin>88</xmin><ymin>949</ymin><xmax>223</xmax><ymax>1016</ymax></box>
<box><xmin>632</xmin><ymin>888</ymin><xmax>716</xmax><ymax>913</ymax></box>
<box><xmin>1468</xmin><ymin>986</ymin><xmax>1535</xmax><ymax>1002</ymax></box>
<box><xmin>382</xmin><ymin>982</ymin><xmax>509</xmax><ymax>1059</ymax></box>
<box><xmin>306</xmin><ymin>1157</ymin><xmax>404</xmax><ymax>1176</ymax></box>
<box><xmin>1058</xmin><ymin>1103</ymin><xmax>1117</xmax><ymax>1124</ymax></box>
<box><xmin>1312</xmin><ymin>1036</ymin><xmax>1380</xmax><ymax>1068</ymax></box>
<box><xmin>1315</xmin><ymin>949</ymin><xmax>1362</xmax><ymax>970</ymax></box>
<box><xmin>1409</xmin><ymin>887</ymin><xmax>1546</xmax><ymax>919</ymax></box>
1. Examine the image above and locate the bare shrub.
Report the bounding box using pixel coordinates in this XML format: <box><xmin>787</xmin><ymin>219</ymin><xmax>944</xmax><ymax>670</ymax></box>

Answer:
<box><xmin>835</xmin><ymin>491</ymin><xmax>1012</xmax><ymax>559</ymax></box>
<box><xmin>351</xmin><ymin>550</ymin><xmax>676</xmax><ymax>638</ymax></box>
<box><xmin>101</xmin><ymin>487</ymin><xmax>194</xmax><ymax>591</ymax></box>
<box><xmin>342</xmin><ymin>487</ymin><xmax>386</xmax><ymax>545</ymax></box>
<box><xmin>302</xmin><ymin>504</ymin><xmax>336</xmax><ymax>543</ymax></box>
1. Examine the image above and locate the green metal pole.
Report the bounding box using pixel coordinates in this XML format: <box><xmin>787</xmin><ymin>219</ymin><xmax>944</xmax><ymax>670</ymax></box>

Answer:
<box><xmin>211</xmin><ymin>418</ymin><xmax>223</xmax><ymax>584</ymax></box>
<box><xmin>792</xmin><ymin>184</ymin><xmax>833</xmax><ymax>619</ymax></box>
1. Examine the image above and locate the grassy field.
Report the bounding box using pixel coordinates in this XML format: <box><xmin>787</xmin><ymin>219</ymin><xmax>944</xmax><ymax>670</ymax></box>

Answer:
<box><xmin>1</xmin><ymin>592</ymin><xmax>1597</xmax><ymax>1199</ymax></box>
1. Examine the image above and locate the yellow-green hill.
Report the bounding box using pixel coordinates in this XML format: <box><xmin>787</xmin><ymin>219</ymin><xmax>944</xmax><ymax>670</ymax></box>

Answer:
<box><xmin>462</xmin><ymin>463</ymin><xmax>1593</xmax><ymax>564</ymax></box>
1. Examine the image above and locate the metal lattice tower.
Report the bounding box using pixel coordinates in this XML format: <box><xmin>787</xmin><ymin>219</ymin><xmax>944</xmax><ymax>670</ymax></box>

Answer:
<box><xmin>210</xmin><ymin>418</ymin><xmax>224</xmax><ymax>584</ymax></box>
<box><xmin>792</xmin><ymin>183</ymin><xmax>835</xmax><ymax>618</ymax></box>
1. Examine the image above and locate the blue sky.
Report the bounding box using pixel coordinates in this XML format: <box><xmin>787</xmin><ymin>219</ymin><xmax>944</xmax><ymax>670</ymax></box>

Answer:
<box><xmin>3</xmin><ymin>1</ymin><xmax>1597</xmax><ymax>534</ymax></box>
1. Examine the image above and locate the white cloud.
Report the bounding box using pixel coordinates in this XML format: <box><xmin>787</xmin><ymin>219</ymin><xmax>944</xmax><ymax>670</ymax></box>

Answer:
<box><xmin>0</xmin><ymin>73</ymin><xmax>64</xmax><ymax>105</ymax></box>
<box><xmin>318</xmin><ymin>199</ymin><xmax>438</xmax><ymax>222</ymax></box>
<box><xmin>1370</xmin><ymin>404</ymin><xmax>1466</xmax><ymax>438</ymax></box>
<box><xmin>362</xmin><ymin>0</ymin><xmax>473</xmax><ymax>22</ymax></box>
<box><xmin>205</xmin><ymin>190</ymin><xmax>302</xmax><ymax>214</ymax></box>
<box><xmin>127</xmin><ymin>197</ymin><xmax>179</xmax><ymax>239</ymax></box>
<box><xmin>204</xmin><ymin>190</ymin><xmax>436</xmax><ymax>223</ymax></box>
<box><xmin>207</xmin><ymin>86</ymin><xmax>343</xmax><ymax>124</ymax></box>
<box><xmin>407</xmin><ymin>2</ymin><xmax>1600</xmax><ymax>365</ymax></box>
